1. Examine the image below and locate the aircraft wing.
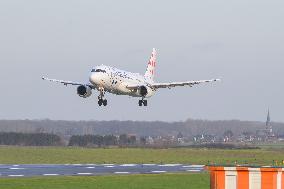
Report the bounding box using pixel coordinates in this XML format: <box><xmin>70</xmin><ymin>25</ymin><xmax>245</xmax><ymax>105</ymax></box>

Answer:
<box><xmin>42</xmin><ymin>77</ymin><xmax>94</xmax><ymax>88</ymax></box>
<box><xmin>151</xmin><ymin>79</ymin><xmax>220</xmax><ymax>89</ymax></box>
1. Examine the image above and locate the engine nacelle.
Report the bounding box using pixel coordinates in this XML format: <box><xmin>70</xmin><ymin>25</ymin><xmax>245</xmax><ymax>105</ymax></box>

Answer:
<box><xmin>77</xmin><ymin>85</ymin><xmax>92</xmax><ymax>98</ymax></box>
<box><xmin>137</xmin><ymin>85</ymin><xmax>154</xmax><ymax>98</ymax></box>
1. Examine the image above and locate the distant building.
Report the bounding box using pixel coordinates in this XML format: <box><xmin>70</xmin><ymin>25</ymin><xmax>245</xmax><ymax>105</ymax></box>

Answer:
<box><xmin>177</xmin><ymin>132</ymin><xmax>184</xmax><ymax>144</ymax></box>
<box><xmin>146</xmin><ymin>136</ymin><xmax>154</xmax><ymax>145</ymax></box>
<box><xmin>266</xmin><ymin>109</ymin><xmax>272</xmax><ymax>134</ymax></box>
<box><xmin>256</xmin><ymin>109</ymin><xmax>276</xmax><ymax>142</ymax></box>
<box><xmin>193</xmin><ymin>134</ymin><xmax>216</xmax><ymax>143</ymax></box>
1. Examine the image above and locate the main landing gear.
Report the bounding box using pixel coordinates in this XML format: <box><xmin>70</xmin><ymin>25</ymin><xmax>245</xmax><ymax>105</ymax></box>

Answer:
<box><xmin>139</xmin><ymin>99</ymin><xmax>147</xmax><ymax>106</ymax></box>
<box><xmin>98</xmin><ymin>87</ymin><xmax>107</xmax><ymax>107</ymax></box>
<box><xmin>98</xmin><ymin>98</ymin><xmax>107</xmax><ymax>106</ymax></box>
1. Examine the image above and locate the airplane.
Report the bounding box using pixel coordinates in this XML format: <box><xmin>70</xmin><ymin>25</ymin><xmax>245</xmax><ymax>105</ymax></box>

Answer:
<box><xmin>42</xmin><ymin>48</ymin><xmax>220</xmax><ymax>107</ymax></box>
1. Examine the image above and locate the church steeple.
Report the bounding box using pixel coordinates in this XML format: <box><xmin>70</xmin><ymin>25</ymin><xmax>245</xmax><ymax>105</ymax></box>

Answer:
<box><xmin>266</xmin><ymin>109</ymin><xmax>273</xmax><ymax>134</ymax></box>
<box><xmin>266</xmin><ymin>109</ymin><xmax>270</xmax><ymax>127</ymax></box>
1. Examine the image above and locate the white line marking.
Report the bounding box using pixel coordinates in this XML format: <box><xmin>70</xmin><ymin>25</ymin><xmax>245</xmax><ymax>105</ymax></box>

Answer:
<box><xmin>158</xmin><ymin>164</ymin><xmax>181</xmax><ymax>167</ymax></box>
<box><xmin>182</xmin><ymin>166</ymin><xmax>192</xmax><ymax>168</ymax></box>
<box><xmin>86</xmin><ymin>167</ymin><xmax>95</xmax><ymax>169</ymax></box>
<box><xmin>9</xmin><ymin>175</ymin><xmax>24</xmax><ymax>177</ymax></box>
<box><xmin>73</xmin><ymin>164</ymin><xmax>82</xmax><ymax>166</ymax></box>
<box><xmin>105</xmin><ymin>166</ymin><xmax>115</xmax><ymax>168</ymax></box>
<box><xmin>186</xmin><ymin>170</ymin><xmax>201</xmax><ymax>172</ymax></box>
<box><xmin>12</xmin><ymin>165</ymin><xmax>19</xmax><ymax>167</ymax></box>
<box><xmin>152</xmin><ymin>171</ymin><xmax>166</xmax><ymax>173</ymax></box>
<box><xmin>143</xmin><ymin>164</ymin><xmax>156</xmax><ymax>166</ymax></box>
<box><xmin>120</xmin><ymin>164</ymin><xmax>137</xmax><ymax>167</ymax></box>
<box><xmin>9</xmin><ymin>168</ymin><xmax>25</xmax><ymax>170</ymax></box>
<box><xmin>77</xmin><ymin>173</ymin><xmax>93</xmax><ymax>175</ymax></box>
<box><xmin>43</xmin><ymin>174</ymin><xmax>59</xmax><ymax>176</ymax></box>
<box><xmin>185</xmin><ymin>165</ymin><xmax>205</xmax><ymax>168</ymax></box>
<box><xmin>102</xmin><ymin>164</ymin><xmax>114</xmax><ymax>166</ymax></box>
<box><xmin>115</xmin><ymin>172</ymin><xmax>130</xmax><ymax>174</ymax></box>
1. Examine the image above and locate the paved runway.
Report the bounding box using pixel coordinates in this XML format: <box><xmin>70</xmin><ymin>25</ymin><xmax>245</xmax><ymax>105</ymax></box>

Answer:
<box><xmin>0</xmin><ymin>164</ymin><xmax>205</xmax><ymax>177</ymax></box>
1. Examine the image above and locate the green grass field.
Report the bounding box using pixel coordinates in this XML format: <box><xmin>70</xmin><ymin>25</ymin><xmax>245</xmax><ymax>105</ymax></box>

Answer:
<box><xmin>0</xmin><ymin>146</ymin><xmax>283</xmax><ymax>165</ymax></box>
<box><xmin>0</xmin><ymin>146</ymin><xmax>283</xmax><ymax>189</ymax></box>
<box><xmin>0</xmin><ymin>173</ymin><xmax>209</xmax><ymax>189</ymax></box>
<box><xmin>256</xmin><ymin>142</ymin><xmax>284</xmax><ymax>149</ymax></box>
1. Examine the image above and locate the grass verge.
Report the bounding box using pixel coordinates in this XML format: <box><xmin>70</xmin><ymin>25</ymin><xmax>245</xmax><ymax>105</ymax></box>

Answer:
<box><xmin>0</xmin><ymin>146</ymin><xmax>283</xmax><ymax>165</ymax></box>
<box><xmin>0</xmin><ymin>173</ymin><xmax>209</xmax><ymax>189</ymax></box>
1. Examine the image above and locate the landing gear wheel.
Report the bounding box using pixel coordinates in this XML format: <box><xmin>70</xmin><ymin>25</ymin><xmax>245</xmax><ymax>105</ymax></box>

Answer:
<box><xmin>98</xmin><ymin>99</ymin><xmax>103</xmax><ymax>106</ymax></box>
<box><xmin>139</xmin><ymin>99</ymin><xmax>147</xmax><ymax>106</ymax></box>
<box><xmin>98</xmin><ymin>87</ymin><xmax>107</xmax><ymax>107</ymax></box>
<box><xmin>143</xmin><ymin>100</ymin><xmax>147</xmax><ymax>106</ymax></box>
<box><xmin>103</xmin><ymin>99</ymin><xmax>107</xmax><ymax>106</ymax></box>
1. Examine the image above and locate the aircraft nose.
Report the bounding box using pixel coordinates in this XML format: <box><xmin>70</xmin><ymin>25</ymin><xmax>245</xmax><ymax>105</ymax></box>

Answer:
<box><xmin>89</xmin><ymin>73</ymin><xmax>99</xmax><ymax>85</ymax></box>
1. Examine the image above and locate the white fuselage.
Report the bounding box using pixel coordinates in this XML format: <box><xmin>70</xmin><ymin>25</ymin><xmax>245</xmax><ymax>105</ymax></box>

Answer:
<box><xmin>42</xmin><ymin>48</ymin><xmax>220</xmax><ymax>107</ymax></box>
<box><xmin>89</xmin><ymin>65</ymin><xmax>155</xmax><ymax>98</ymax></box>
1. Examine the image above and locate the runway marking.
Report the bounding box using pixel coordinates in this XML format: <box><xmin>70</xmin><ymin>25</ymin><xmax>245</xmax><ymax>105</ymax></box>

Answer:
<box><xmin>102</xmin><ymin>164</ymin><xmax>114</xmax><ymax>166</ymax></box>
<box><xmin>73</xmin><ymin>164</ymin><xmax>82</xmax><ymax>166</ymax></box>
<box><xmin>152</xmin><ymin>171</ymin><xmax>167</xmax><ymax>173</ymax></box>
<box><xmin>143</xmin><ymin>164</ymin><xmax>156</xmax><ymax>166</ymax></box>
<box><xmin>186</xmin><ymin>170</ymin><xmax>202</xmax><ymax>172</ymax></box>
<box><xmin>9</xmin><ymin>168</ymin><xmax>25</xmax><ymax>170</ymax></box>
<box><xmin>43</xmin><ymin>174</ymin><xmax>59</xmax><ymax>176</ymax></box>
<box><xmin>185</xmin><ymin>165</ymin><xmax>205</xmax><ymax>168</ymax></box>
<box><xmin>120</xmin><ymin>164</ymin><xmax>137</xmax><ymax>167</ymax></box>
<box><xmin>86</xmin><ymin>167</ymin><xmax>95</xmax><ymax>169</ymax></box>
<box><xmin>12</xmin><ymin>165</ymin><xmax>19</xmax><ymax>167</ymax></box>
<box><xmin>115</xmin><ymin>172</ymin><xmax>130</xmax><ymax>174</ymax></box>
<box><xmin>182</xmin><ymin>165</ymin><xmax>192</xmax><ymax>168</ymax></box>
<box><xmin>77</xmin><ymin>173</ymin><xmax>93</xmax><ymax>175</ymax></box>
<box><xmin>105</xmin><ymin>166</ymin><xmax>115</xmax><ymax>168</ymax></box>
<box><xmin>9</xmin><ymin>175</ymin><xmax>24</xmax><ymax>177</ymax></box>
<box><xmin>158</xmin><ymin>164</ymin><xmax>181</xmax><ymax>167</ymax></box>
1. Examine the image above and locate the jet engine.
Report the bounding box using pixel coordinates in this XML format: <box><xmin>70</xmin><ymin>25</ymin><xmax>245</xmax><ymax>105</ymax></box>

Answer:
<box><xmin>137</xmin><ymin>86</ymin><xmax>154</xmax><ymax>98</ymax></box>
<box><xmin>138</xmin><ymin>86</ymin><xmax>148</xmax><ymax>97</ymax></box>
<box><xmin>77</xmin><ymin>85</ymin><xmax>92</xmax><ymax>98</ymax></box>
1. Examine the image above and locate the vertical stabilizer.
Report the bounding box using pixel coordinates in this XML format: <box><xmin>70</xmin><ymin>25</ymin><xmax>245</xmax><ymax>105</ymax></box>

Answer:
<box><xmin>144</xmin><ymin>48</ymin><xmax>157</xmax><ymax>83</ymax></box>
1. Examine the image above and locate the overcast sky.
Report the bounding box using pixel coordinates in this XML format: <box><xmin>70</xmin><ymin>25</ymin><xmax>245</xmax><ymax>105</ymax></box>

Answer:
<box><xmin>0</xmin><ymin>0</ymin><xmax>283</xmax><ymax>122</ymax></box>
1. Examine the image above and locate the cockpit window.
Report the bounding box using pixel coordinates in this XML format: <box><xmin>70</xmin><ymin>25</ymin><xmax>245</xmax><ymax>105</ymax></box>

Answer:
<box><xmin>91</xmin><ymin>69</ymin><xmax>106</xmax><ymax>73</ymax></box>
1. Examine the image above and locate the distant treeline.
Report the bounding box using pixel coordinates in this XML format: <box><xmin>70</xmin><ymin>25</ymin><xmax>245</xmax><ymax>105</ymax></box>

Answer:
<box><xmin>0</xmin><ymin>132</ymin><xmax>62</xmax><ymax>146</ymax></box>
<box><xmin>69</xmin><ymin>134</ymin><xmax>137</xmax><ymax>147</ymax></box>
<box><xmin>0</xmin><ymin>132</ymin><xmax>139</xmax><ymax>147</ymax></box>
<box><xmin>0</xmin><ymin>132</ymin><xmax>263</xmax><ymax>149</ymax></box>
<box><xmin>0</xmin><ymin>119</ymin><xmax>283</xmax><ymax>138</ymax></box>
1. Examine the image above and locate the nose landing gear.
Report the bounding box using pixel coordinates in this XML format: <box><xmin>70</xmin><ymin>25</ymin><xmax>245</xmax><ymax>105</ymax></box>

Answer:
<box><xmin>98</xmin><ymin>87</ymin><xmax>107</xmax><ymax>107</ymax></box>
<box><xmin>139</xmin><ymin>99</ymin><xmax>148</xmax><ymax>106</ymax></box>
<box><xmin>98</xmin><ymin>98</ymin><xmax>107</xmax><ymax>106</ymax></box>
